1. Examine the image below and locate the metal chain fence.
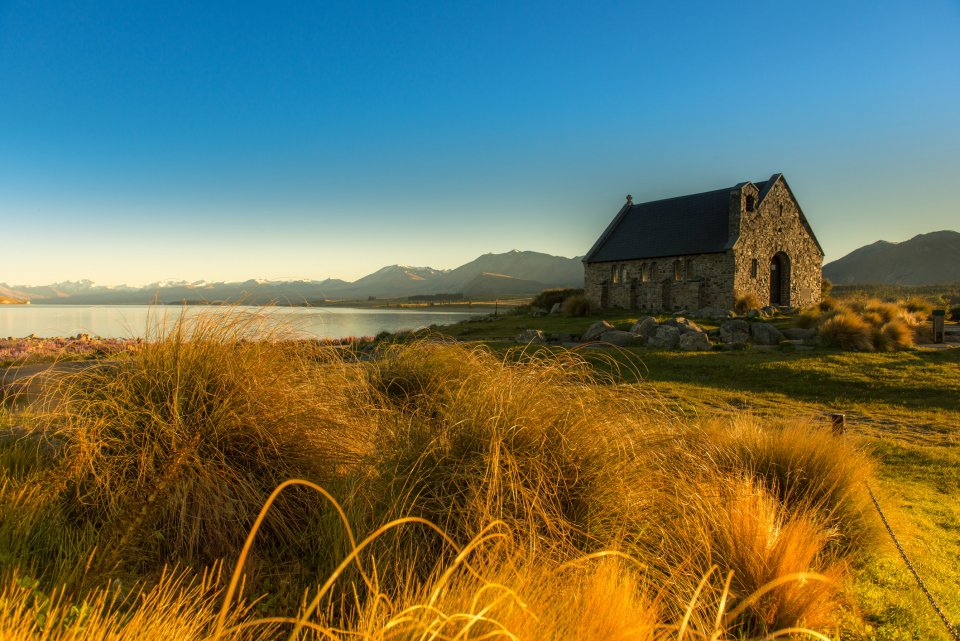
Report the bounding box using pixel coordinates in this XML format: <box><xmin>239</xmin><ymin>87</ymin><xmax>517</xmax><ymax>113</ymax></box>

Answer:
<box><xmin>866</xmin><ymin>481</ymin><xmax>960</xmax><ymax>641</ymax></box>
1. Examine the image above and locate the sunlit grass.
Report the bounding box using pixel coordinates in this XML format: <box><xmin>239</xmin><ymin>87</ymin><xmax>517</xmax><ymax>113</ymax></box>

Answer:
<box><xmin>0</xmin><ymin>307</ymin><xmax>925</xmax><ymax>639</ymax></box>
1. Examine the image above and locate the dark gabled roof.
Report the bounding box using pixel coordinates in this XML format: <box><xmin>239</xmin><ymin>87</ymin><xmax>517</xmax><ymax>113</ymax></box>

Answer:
<box><xmin>584</xmin><ymin>180</ymin><xmax>769</xmax><ymax>263</ymax></box>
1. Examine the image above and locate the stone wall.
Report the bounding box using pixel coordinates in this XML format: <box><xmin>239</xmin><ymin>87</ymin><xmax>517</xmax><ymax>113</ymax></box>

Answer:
<box><xmin>584</xmin><ymin>252</ymin><xmax>734</xmax><ymax>312</ymax></box>
<box><xmin>731</xmin><ymin>179</ymin><xmax>823</xmax><ymax>308</ymax></box>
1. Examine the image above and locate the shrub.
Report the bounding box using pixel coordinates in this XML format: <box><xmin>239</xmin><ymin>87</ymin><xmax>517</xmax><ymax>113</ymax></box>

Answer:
<box><xmin>818</xmin><ymin>310</ymin><xmax>874</xmax><ymax>351</ymax></box>
<box><xmin>951</xmin><ymin>306</ymin><xmax>960</xmax><ymax>322</ymax></box>
<box><xmin>530</xmin><ymin>288</ymin><xmax>583</xmax><ymax>311</ymax></box>
<box><xmin>42</xmin><ymin>309</ymin><xmax>368</xmax><ymax>567</ymax></box>
<box><xmin>818</xmin><ymin>297</ymin><xmax>838</xmax><ymax>312</ymax></box>
<box><xmin>734</xmin><ymin>292</ymin><xmax>762</xmax><ymax>315</ymax></box>
<box><xmin>360</xmin><ymin>341</ymin><xmax>658</xmax><ymax>559</ymax></box>
<box><xmin>901</xmin><ymin>296</ymin><xmax>933</xmax><ymax>317</ymax></box>
<box><xmin>701</xmin><ymin>418</ymin><xmax>877</xmax><ymax>559</ymax></box>
<box><xmin>876</xmin><ymin>319</ymin><xmax>915</xmax><ymax>351</ymax></box>
<box><xmin>561</xmin><ymin>293</ymin><xmax>591</xmax><ymax>316</ymax></box>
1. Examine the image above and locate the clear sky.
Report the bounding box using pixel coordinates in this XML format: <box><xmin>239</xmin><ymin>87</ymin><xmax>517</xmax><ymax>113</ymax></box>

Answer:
<box><xmin>2</xmin><ymin>0</ymin><xmax>958</xmax><ymax>286</ymax></box>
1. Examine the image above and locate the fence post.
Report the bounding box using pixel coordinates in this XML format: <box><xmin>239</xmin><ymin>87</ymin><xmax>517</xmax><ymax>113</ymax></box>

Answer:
<box><xmin>830</xmin><ymin>413</ymin><xmax>846</xmax><ymax>436</ymax></box>
<box><xmin>932</xmin><ymin>309</ymin><xmax>945</xmax><ymax>343</ymax></box>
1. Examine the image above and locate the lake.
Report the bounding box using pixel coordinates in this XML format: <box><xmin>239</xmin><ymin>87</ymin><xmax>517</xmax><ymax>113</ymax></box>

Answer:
<box><xmin>0</xmin><ymin>305</ymin><xmax>489</xmax><ymax>339</ymax></box>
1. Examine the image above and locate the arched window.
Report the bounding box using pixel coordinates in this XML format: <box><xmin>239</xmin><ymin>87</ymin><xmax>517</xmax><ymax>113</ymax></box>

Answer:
<box><xmin>685</xmin><ymin>259</ymin><xmax>694</xmax><ymax>279</ymax></box>
<box><xmin>673</xmin><ymin>260</ymin><xmax>683</xmax><ymax>281</ymax></box>
<box><xmin>751</xmin><ymin>259</ymin><xmax>759</xmax><ymax>278</ymax></box>
<box><xmin>641</xmin><ymin>263</ymin><xmax>650</xmax><ymax>282</ymax></box>
<box><xmin>619</xmin><ymin>265</ymin><xmax>626</xmax><ymax>284</ymax></box>
<box><xmin>746</xmin><ymin>195</ymin><xmax>756</xmax><ymax>212</ymax></box>
<box><xmin>611</xmin><ymin>265</ymin><xmax>619</xmax><ymax>284</ymax></box>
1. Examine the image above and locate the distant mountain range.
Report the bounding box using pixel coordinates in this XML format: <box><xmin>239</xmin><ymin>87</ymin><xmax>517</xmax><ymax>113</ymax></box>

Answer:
<box><xmin>823</xmin><ymin>230</ymin><xmax>960</xmax><ymax>285</ymax></box>
<box><xmin>0</xmin><ymin>250</ymin><xmax>584</xmax><ymax>305</ymax></box>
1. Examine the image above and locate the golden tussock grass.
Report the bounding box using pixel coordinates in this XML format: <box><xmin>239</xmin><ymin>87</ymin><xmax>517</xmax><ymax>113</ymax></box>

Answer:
<box><xmin>804</xmin><ymin>298</ymin><xmax>920</xmax><ymax>351</ymax></box>
<box><xmin>0</xmin><ymin>309</ymin><xmax>879</xmax><ymax>639</ymax></box>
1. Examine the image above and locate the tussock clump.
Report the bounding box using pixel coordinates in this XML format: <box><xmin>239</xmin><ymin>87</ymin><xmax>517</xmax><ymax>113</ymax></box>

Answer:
<box><xmin>561</xmin><ymin>293</ymin><xmax>591</xmax><ymax>316</ymax></box>
<box><xmin>43</xmin><ymin>309</ymin><xmax>369</xmax><ymax>566</ymax></box>
<box><xmin>734</xmin><ymin>291</ymin><xmax>762</xmax><ymax>315</ymax></box>
<box><xmin>818</xmin><ymin>309</ymin><xmax>875</xmax><ymax>351</ymax></box>
<box><xmin>530</xmin><ymin>288</ymin><xmax>583</xmax><ymax>311</ymax></box>
<box><xmin>0</xmin><ymin>567</ymin><xmax>262</xmax><ymax>641</ymax></box>
<box><xmin>700</xmin><ymin>418</ymin><xmax>877</xmax><ymax>558</ymax></box>
<box><xmin>901</xmin><ymin>296</ymin><xmax>933</xmax><ymax>317</ymax></box>
<box><xmin>800</xmin><ymin>297</ymin><xmax>921</xmax><ymax>351</ymax></box>
<box><xmin>361</xmin><ymin>341</ymin><xmax>666</xmax><ymax>559</ymax></box>
<box><xmin>875</xmin><ymin>319</ymin><xmax>915</xmax><ymax>351</ymax></box>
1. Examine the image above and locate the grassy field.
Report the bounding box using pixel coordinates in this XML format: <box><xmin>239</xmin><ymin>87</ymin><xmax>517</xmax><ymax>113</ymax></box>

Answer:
<box><xmin>444</xmin><ymin>307</ymin><xmax>960</xmax><ymax>639</ymax></box>
<box><xmin>0</xmin><ymin>307</ymin><xmax>957</xmax><ymax>639</ymax></box>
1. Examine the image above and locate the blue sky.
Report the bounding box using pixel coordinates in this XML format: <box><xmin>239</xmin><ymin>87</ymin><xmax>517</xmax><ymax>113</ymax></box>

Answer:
<box><xmin>2</xmin><ymin>0</ymin><xmax>958</xmax><ymax>285</ymax></box>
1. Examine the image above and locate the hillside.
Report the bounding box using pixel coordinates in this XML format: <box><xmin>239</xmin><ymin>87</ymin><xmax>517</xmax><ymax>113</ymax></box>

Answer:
<box><xmin>823</xmin><ymin>230</ymin><xmax>960</xmax><ymax>285</ymax></box>
<box><xmin>1</xmin><ymin>250</ymin><xmax>584</xmax><ymax>304</ymax></box>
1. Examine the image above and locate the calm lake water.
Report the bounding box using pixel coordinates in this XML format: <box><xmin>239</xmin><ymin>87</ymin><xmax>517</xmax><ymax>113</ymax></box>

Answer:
<box><xmin>0</xmin><ymin>305</ymin><xmax>489</xmax><ymax>339</ymax></box>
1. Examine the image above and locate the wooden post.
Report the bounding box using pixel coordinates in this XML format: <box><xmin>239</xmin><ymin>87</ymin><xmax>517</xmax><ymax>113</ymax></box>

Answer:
<box><xmin>830</xmin><ymin>413</ymin><xmax>846</xmax><ymax>436</ymax></box>
<box><xmin>932</xmin><ymin>309</ymin><xmax>945</xmax><ymax>343</ymax></box>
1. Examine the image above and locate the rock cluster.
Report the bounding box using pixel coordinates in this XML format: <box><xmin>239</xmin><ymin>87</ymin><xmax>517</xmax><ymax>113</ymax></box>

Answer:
<box><xmin>514</xmin><ymin>314</ymin><xmax>816</xmax><ymax>351</ymax></box>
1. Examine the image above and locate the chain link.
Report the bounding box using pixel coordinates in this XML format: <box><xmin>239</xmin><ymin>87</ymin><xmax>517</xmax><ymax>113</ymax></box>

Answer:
<box><xmin>866</xmin><ymin>481</ymin><xmax>960</xmax><ymax>640</ymax></box>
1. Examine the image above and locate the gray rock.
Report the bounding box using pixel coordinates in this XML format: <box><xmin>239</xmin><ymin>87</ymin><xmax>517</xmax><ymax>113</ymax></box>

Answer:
<box><xmin>549</xmin><ymin>303</ymin><xmax>562</xmax><ymax>315</ymax></box>
<box><xmin>647</xmin><ymin>325</ymin><xmax>681</xmax><ymax>349</ymax></box>
<box><xmin>529</xmin><ymin>308</ymin><xmax>547</xmax><ymax>318</ymax></box>
<box><xmin>599</xmin><ymin>329</ymin><xmax>639</xmax><ymax>347</ymax></box>
<box><xmin>630</xmin><ymin>316</ymin><xmax>659</xmax><ymax>337</ymax></box>
<box><xmin>720</xmin><ymin>319</ymin><xmax>750</xmax><ymax>345</ymax></box>
<box><xmin>515</xmin><ymin>329</ymin><xmax>545</xmax><ymax>344</ymax></box>
<box><xmin>750</xmin><ymin>322</ymin><xmax>785</xmax><ymax>346</ymax></box>
<box><xmin>782</xmin><ymin>327</ymin><xmax>817</xmax><ymax>341</ymax></box>
<box><xmin>746</xmin><ymin>309</ymin><xmax>760</xmax><ymax>319</ymax></box>
<box><xmin>663</xmin><ymin>317</ymin><xmax>703</xmax><ymax>334</ymax></box>
<box><xmin>582</xmin><ymin>320</ymin><xmax>615</xmax><ymax>342</ymax></box>
<box><xmin>679</xmin><ymin>332</ymin><xmax>712</xmax><ymax>351</ymax></box>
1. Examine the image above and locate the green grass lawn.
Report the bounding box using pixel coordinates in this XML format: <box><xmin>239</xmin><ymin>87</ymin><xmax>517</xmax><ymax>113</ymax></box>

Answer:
<box><xmin>438</xmin><ymin>312</ymin><xmax>960</xmax><ymax>639</ymax></box>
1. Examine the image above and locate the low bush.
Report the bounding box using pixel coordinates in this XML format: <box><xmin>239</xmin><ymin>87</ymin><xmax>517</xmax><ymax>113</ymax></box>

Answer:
<box><xmin>818</xmin><ymin>309</ymin><xmax>875</xmax><ymax>351</ymax></box>
<box><xmin>530</xmin><ymin>288</ymin><xmax>583</xmax><ymax>311</ymax></box>
<box><xmin>40</xmin><ymin>309</ymin><xmax>368</xmax><ymax>568</ymax></box>
<box><xmin>734</xmin><ymin>291</ymin><xmax>762</xmax><ymax>315</ymax></box>
<box><xmin>799</xmin><ymin>297</ymin><xmax>920</xmax><ymax>351</ymax></box>
<box><xmin>901</xmin><ymin>296</ymin><xmax>933</xmax><ymax>317</ymax></box>
<box><xmin>561</xmin><ymin>293</ymin><xmax>591</xmax><ymax>316</ymax></box>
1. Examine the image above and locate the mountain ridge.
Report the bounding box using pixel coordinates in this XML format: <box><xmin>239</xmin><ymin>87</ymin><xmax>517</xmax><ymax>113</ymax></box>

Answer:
<box><xmin>823</xmin><ymin>230</ymin><xmax>960</xmax><ymax>285</ymax></box>
<box><xmin>1</xmin><ymin>250</ymin><xmax>584</xmax><ymax>304</ymax></box>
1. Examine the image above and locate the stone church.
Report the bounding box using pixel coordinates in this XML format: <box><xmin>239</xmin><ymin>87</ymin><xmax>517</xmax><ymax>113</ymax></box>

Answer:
<box><xmin>583</xmin><ymin>173</ymin><xmax>823</xmax><ymax>313</ymax></box>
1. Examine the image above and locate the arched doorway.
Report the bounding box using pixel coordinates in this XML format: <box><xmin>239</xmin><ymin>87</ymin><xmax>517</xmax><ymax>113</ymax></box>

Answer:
<box><xmin>770</xmin><ymin>252</ymin><xmax>791</xmax><ymax>306</ymax></box>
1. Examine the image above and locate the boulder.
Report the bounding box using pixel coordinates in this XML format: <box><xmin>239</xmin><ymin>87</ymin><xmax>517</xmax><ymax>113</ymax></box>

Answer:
<box><xmin>529</xmin><ymin>308</ymin><xmax>547</xmax><ymax>318</ymax></box>
<box><xmin>550</xmin><ymin>302</ymin><xmax>563</xmax><ymax>315</ymax></box>
<box><xmin>782</xmin><ymin>327</ymin><xmax>817</xmax><ymax>341</ymax></box>
<box><xmin>750</xmin><ymin>322</ymin><xmax>786</xmax><ymax>346</ymax></box>
<box><xmin>599</xmin><ymin>330</ymin><xmax>639</xmax><ymax>347</ymax></box>
<box><xmin>662</xmin><ymin>317</ymin><xmax>703</xmax><ymax>334</ymax></box>
<box><xmin>679</xmin><ymin>332</ymin><xmax>712</xmax><ymax>351</ymax></box>
<box><xmin>720</xmin><ymin>319</ymin><xmax>750</xmax><ymax>345</ymax></box>
<box><xmin>630</xmin><ymin>316</ymin><xmax>659</xmax><ymax>337</ymax></box>
<box><xmin>582</xmin><ymin>320</ymin><xmax>615</xmax><ymax>342</ymax></box>
<box><xmin>516</xmin><ymin>329</ymin><xmax>545</xmax><ymax>344</ymax></box>
<box><xmin>647</xmin><ymin>325</ymin><xmax>681</xmax><ymax>349</ymax></box>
